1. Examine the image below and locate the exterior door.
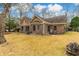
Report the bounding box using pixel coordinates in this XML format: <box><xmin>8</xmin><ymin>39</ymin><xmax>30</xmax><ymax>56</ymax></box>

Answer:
<box><xmin>25</xmin><ymin>26</ymin><xmax>29</xmax><ymax>33</ymax></box>
<box><xmin>48</xmin><ymin>25</ymin><xmax>53</xmax><ymax>34</ymax></box>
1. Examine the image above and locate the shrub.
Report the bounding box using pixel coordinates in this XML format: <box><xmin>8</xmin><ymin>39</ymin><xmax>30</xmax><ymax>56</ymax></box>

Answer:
<box><xmin>66</xmin><ymin>42</ymin><xmax>79</xmax><ymax>56</ymax></box>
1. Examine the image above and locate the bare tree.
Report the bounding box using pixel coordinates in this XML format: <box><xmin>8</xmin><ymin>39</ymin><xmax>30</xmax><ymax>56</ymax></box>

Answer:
<box><xmin>0</xmin><ymin>3</ymin><xmax>11</xmax><ymax>44</ymax></box>
<box><xmin>15</xmin><ymin>3</ymin><xmax>32</xmax><ymax>18</ymax></box>
<box><xmin>75</xmin><ymin>4</ymin><xmax>79</xmax><ymax>16</ymax></box>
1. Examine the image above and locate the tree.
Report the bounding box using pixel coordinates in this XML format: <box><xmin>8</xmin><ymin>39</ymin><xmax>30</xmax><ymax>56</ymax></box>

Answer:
<box><xmin>7</xmin><ymin>8</ymin><xmax>11</xmax><ymax>32</ymax></box>
<box><xmin>15</xmin><ymin>3</ymin><xmax>32</xmax><ymax>18</ymax></box>
<box><xmin>70</xmin><ymin>16</ymin><xmax>79</xmax><ymax>31</ymax></box>
<box><xmin>0</xmin><ymin>3</ymin><xmax>11</xmax><ymax>44</ymax></box>
<box><xmin>33</xmin><ymin>5</ymin><xmax>47</xmax><ymax>18</ymax></box>
<box><xmin>5</xmin><ymin>18</ymin><xmax>17</xmax><ymax>32</ymax></box>
<box><xmin>75</xmin><ymin>4</ymin><xmax>79</xmax><ymax>16</ymax></box>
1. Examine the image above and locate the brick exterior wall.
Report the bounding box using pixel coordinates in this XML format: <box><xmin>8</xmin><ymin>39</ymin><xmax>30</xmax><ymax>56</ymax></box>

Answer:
<box><xmin>43</xmin><ymin>24</ymin><xmax>66</xmax><ymax>34</ymax></box>
<box><xmin>56</xmin><ymin>24</ymin><xmax>65</xmax><ymax>34</ymax></box>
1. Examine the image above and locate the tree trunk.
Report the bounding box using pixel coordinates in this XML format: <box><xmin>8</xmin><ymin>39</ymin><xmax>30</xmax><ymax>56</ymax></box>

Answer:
<box><xmin>0</xmin><ymin>3</ymin><xmax>11</xmax><ymax>44</ymax></box>
<box><xmin>0</xmin><ymin>14</ymin><xmax>6</xmax><ymax>44</ymax></box>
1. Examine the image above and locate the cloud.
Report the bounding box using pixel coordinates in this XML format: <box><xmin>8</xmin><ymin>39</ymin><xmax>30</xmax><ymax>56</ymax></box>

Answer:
<box><xmin>34</xmin><ymin>4</ymin><xmax>46</xmax><ymax>13</ymax></box>
<box><xmin>74</xmin><ymin>3</ymin><xmax>79</xmax><ymax>6</ymax></box>
<box><xmin>33</xmin><ymin>4</ymin><xmax>64</xmax><ymax>18</ymax></box>
<box><xmin>48</xmin><ymin>4</ymin><xmax>63</xmax><ymax>12</ymax></box>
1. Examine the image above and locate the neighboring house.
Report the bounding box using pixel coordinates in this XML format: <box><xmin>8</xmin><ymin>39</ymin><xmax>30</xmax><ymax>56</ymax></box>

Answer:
<box><xmin>19</xmin><ymin>15</ymin><xmax>67</xmax><ymax>35</ymax></box>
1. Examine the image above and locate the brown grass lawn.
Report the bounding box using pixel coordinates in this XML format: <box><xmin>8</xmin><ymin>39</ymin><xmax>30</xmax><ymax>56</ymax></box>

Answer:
<box><xmin>0</xmin><ymin>32</ymin><xmax>79</xmax><ymax>56</ymax></box>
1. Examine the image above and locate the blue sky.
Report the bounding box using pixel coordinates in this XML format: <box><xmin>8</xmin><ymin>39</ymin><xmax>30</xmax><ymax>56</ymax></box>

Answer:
<box><xmin>0</xmin><ymin>3</ymin><xmax>78</xmax><ymax>20</ymax></box>
<box><xmin>32</xmin><ymin>3</ymin><xmax>76</xmax><ymax>11</ymax></box>
<box><xmin>32</xmin><ymin>3</ymin><xmax>78</xmax><ymax>20</ymax></box>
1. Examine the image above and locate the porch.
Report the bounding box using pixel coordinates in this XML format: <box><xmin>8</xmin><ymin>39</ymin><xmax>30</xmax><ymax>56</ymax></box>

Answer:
<box><xmin>31</xmin><ymin>24</ymin><xmax>61</xmax><ymax>35</ymax></box>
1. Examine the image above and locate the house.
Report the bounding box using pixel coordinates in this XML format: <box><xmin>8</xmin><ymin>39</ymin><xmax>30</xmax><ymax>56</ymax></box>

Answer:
<box><xmin>19</xmin><ymin>16</ymin><xmax>31</xmax><ymax>33</ymax></box>
<box><xmin>19</xmin><ymin>15</ymin><xmax>67</xmax><ymax>35</ymax></box>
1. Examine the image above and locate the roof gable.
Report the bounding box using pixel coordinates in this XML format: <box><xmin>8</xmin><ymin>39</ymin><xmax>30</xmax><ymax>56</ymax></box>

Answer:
<box><xmin>20</xmin><ymin>16</ymin><xmax>30</xmax><ymax>26</ymax></box>
<box><xmin>31</xmin><ymin>16</ymin><xmax>45</xmax><ymax>24</ymax></box>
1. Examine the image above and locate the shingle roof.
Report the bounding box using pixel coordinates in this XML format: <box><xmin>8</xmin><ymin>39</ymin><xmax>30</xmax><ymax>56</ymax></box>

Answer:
<box><xmin>44</xmin><ymin>15</ymin><xmax>67</xmax><ymax>23</ymax></box>
<box><xmin>33</xmin><ymin>15</ymin><xmax>67</xmax><ymax>23</ymax></box>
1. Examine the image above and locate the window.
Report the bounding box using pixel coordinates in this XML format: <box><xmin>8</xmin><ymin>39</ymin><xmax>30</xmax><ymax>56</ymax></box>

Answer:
<box><xmin>21</xmin><ymin>26</ymin><xmax>23</xmax><ymax>31</ymax></box>
<box><xmin>33</xmin><ymin>25</ymin><xmax>36</xmax><ymax>31</ymax></box>
<box><xmin>54</xmin><ymin>26</ymin><xmax>57</xmax><ymax>30</ymax></box>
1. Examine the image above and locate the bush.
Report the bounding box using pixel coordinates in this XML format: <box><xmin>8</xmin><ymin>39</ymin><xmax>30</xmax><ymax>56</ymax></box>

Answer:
<box><xmin>66</xmin><ymin>42</ymin><xmax>79</xmax><ymax>56</ymax></box>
